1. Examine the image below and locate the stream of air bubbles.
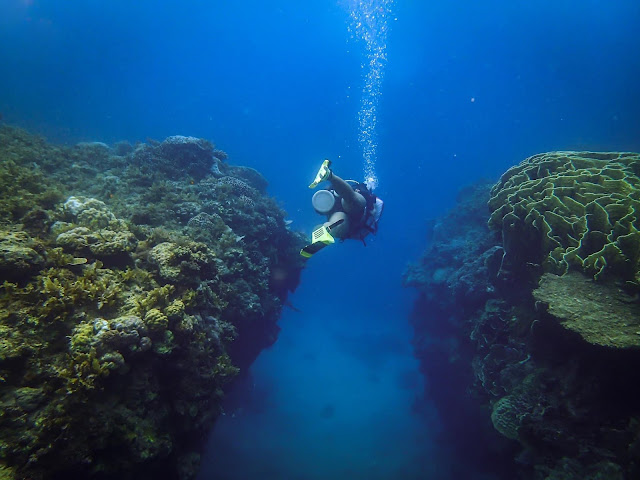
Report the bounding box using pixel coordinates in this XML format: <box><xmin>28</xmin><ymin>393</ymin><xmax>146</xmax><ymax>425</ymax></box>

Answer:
<box><xmin>345</xmin><ymin>0</ymin><xmax>394</xmax><ymax>190</ymax></box>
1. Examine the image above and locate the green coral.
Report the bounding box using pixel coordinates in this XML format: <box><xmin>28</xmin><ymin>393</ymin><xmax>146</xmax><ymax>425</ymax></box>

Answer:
<box><xmin>165</xmin><ymin>299</ymin><xmax>185</xmax><ymax>320</ymax></box>
<box><xmin>489</xmin><ymin>151</ymin><xmax>640</xmax><ymax>285</ymax></box>
<box><xmin>20</xmin><ymin>261</ymin><xmax>122</xmax><ymax>321</ymax></box>
<box><xmin>153</xmin><ymin>330</ymin><xmax>175</xmax><ymax>356</ymax></box>
<box><xmin>144</xmin><ymin>308</ymin><xmax>169</xmax><ymax>333</ymax></box>
<box><xmin>213</xmin><ymin>353</ymin><xmax>240</xmax><ymax>379</ymax></box>
<box><xmin>0</xmin><ymin>464</ymin><xmax>16</xmax><ymax>480</ymax></box>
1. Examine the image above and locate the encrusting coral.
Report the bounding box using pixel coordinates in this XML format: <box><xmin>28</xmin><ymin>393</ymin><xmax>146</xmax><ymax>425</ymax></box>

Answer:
<box><xmin>0</xmin><ymin>125</ymin><xmax>305</xmax><ymax>480</ymax></box>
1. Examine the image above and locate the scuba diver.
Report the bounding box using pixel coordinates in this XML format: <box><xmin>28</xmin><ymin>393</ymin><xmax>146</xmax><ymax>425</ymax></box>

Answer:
<box><xmin>300</xmin><ymin>159</ymin><xmax>384</xmax><ymax>258</ymax></box>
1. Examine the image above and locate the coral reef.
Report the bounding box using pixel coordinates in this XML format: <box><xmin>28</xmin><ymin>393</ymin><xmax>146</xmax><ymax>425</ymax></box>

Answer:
<box><xmin>0</xmin><ymin>125</ymin><xmax>305</xmax><ymax>480</ymax></box>
<box><xmin>405</xmin><ymin>153</ymin><xmax>640</xmax><ymax>479</ymax></box>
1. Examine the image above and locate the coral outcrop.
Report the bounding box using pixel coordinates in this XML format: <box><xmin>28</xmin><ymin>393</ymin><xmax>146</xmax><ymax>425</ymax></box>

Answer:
<box><xmin>405</xmin><ymin>152</ymin><xmax>640</xmax><ymax>479</ymax></box>
<box><xmin>488</xmin><ymin>151</ymin><xmax>640</xmax><ymax>285</ymax></box>
<box><xmin>131</xmin><ymin>135</ymin><xmax>222</xmax><ymax>180</ymax></box>
<box><xmin>0</xmin><ymin>125</ymin><xmax>305</xmax><ymax>480</ymax></box>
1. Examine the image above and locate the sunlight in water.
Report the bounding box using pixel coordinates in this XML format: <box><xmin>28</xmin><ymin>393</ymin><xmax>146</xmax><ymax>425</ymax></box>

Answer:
<box><xmin>344</xmin><ymin>0</ymin><xmax>394</xmax><ymax>190</ymax></box>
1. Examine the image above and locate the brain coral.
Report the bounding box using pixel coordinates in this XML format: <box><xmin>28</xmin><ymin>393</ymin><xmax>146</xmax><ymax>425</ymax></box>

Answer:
<box><xmin>488</xmin><ymin>152</ymin><xmax>640</xmax><ymax>285</ymax></box>
<box><xmin>491</xmin><ymin>395</ymin><xmax>524</xmax><ymax>440</ymax></box>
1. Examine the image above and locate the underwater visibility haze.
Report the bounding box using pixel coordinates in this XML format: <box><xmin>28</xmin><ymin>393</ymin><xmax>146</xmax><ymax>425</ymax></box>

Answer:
<box><xmin>1</xmin><ymin>0</ymin><xmax>640</xmax><ymax>479</ymax></box>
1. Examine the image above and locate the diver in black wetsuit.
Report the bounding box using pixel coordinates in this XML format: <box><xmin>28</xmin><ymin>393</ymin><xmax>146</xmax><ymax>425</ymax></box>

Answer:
<box><xmin>301</xmin><ymin>159</ymin><xmax>384</xmax><ymax>258</ymax></box>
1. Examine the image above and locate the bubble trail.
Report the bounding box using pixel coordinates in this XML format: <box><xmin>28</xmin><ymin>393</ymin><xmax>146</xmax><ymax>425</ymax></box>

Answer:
<box><xmin>345</xmin><ymin>0</ymin><xmax>394</xmax><ymax>190</ymax></box>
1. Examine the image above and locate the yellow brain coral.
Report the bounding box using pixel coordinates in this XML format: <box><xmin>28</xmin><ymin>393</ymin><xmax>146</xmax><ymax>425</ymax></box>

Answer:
<box><xmin>488</xmin><ymin>151</ymin><xmax>640</xmax><ymax>285</ymax></box>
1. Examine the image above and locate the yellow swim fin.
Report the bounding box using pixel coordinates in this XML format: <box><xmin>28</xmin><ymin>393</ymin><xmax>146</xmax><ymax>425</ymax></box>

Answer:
<box><xmin>300</xmin><ymin>219</ymin><xmax>344</xmax><ymax>259</ymax></box>
<box><xmin>309</xmin><ymin>159</ymin><xmax>332</xmax><ymax>189</ymax></box>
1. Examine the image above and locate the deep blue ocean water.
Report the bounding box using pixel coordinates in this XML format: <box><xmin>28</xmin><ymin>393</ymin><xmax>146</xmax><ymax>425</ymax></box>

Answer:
<box><xmin>1</xmin><ymin>1</ymin><xmax>640</xmax><ymax>478</ymax></box>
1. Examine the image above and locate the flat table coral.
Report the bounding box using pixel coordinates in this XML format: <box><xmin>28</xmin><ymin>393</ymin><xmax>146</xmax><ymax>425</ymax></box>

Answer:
<box><xmin>533</xmin><ymin>271</ymin><xmax>640</xmax><ymax>349</ymax></box>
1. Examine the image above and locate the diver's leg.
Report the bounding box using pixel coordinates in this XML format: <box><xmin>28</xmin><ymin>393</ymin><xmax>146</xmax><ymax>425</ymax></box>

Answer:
<box><xmin>309</xmin><ymin>159</ymin><xmax>365</xmax><ymax>216</ymax></box>
<box><xmin>324</xmin><ymin>211</ymin><xmax>349</xmax><ymax>239</ymax></box>
<box><xmin>328</xmin><ymin>173</ymin><xmax>366</xmax><ymax>215</ymax></box>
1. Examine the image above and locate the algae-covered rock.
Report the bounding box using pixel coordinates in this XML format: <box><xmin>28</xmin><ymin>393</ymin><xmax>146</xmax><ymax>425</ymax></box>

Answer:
<box><xmin>0</xmin><ymin>324</ymin><xmax>27</xmax><ymax>362</ymax></box>
<box><xmin>0</xmin><ymin>230</ymin><xmax>45</xmax><ymax>281</ymax></box>
<box><xmin>488</xmin><ymin>152</ymin><xmax>640</xmax><ymax>285</ymax></box>
<box><xmin>65</xmin><ymin>196</ymin><xmax>125</xmax><ymax>230</ymax></box>
<box><xmin>56</xmin><ymin>226</ymin><xmax>137</xmax><ymax>259</ymax></box>
<box><xmin>147</xmin><ymin>241</ymin><xmax>214</xmax><ymax>283</ymax></box>
<box><xmin>92</xmin><ymin>315</ymin><xmax>149</xmax><ymax>353</ymax></box>
<box><xmin>0</xmin><ymin>387</ymin><xmax>45</xmax><ymax>412</ymax></box>
<box><xmin>55</xmin><ymin>196</ymin><xmax>138</xmax><ymax>263</ymax></box>
<box><xmin>0</xmin><ymin>130</ymin><xmax>66</xmax><ymax>223</ymax></box>
<box><xmin>63</xmin><ymin>196</ymin><xmax>111</xmax><ymax>220</ymax></box>
<box><xmin>533</xmin><ymin>271</ymin><xmax>640</xmax><ymax>348</ymax></box>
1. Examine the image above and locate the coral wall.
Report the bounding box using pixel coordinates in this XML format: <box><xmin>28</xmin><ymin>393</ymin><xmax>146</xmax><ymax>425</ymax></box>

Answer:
<box><xmin>405</xmin><ymin>152</ymin><xmax>640</xmax><ymax>480</ymax></box>
<box><xmin>0</xmin><ymin>127</ymin><xmax>305</xmax><ymax>480</ymax></box>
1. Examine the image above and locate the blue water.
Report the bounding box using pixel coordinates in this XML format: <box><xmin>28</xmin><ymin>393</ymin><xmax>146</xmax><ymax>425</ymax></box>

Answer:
<box><xmin>2</xmin><ymin>0</ymin><xmax>640</xmax><ymax>478</ymax></box>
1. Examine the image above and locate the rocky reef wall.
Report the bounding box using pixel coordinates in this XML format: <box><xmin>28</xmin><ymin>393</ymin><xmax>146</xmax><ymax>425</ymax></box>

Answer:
<box><xmin>0</xmin><ymin>126</ymin><xmax>306</xmax><ymax>480</ymax></box>
<box><xmin>405</xmin><ymin>152</ymin><xmax>640</xmax><ymax>479</ymax></box>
